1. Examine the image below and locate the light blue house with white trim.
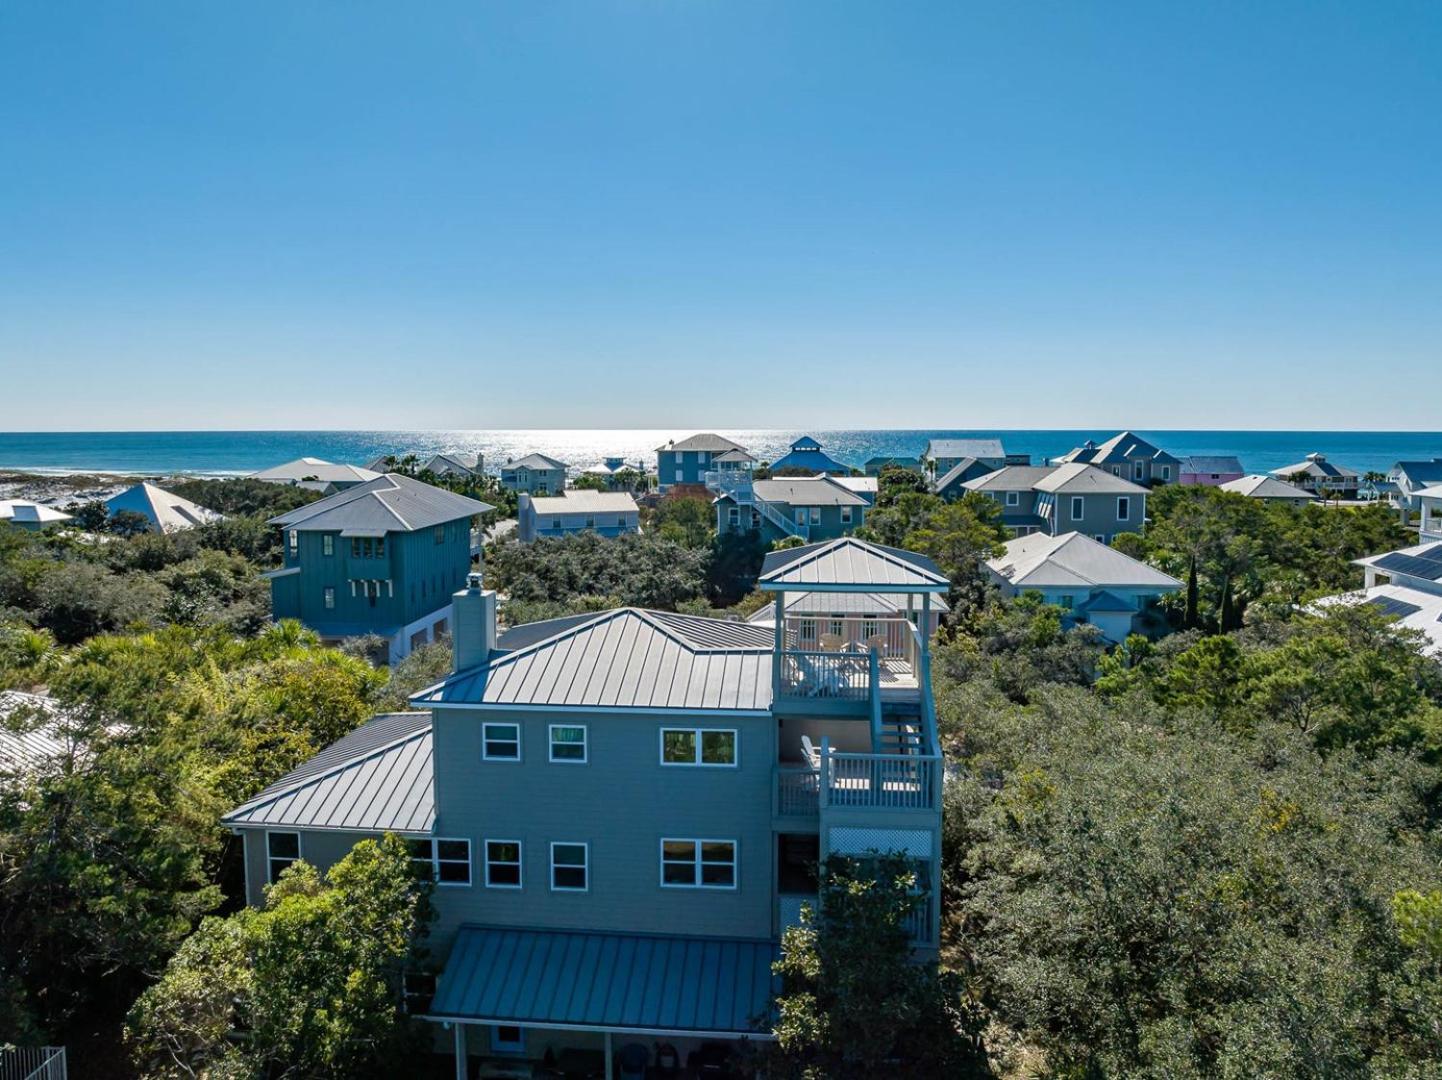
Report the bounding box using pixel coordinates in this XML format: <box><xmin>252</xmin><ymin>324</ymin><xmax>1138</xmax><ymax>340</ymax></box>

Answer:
<box><xmin>656</xmin><ymin>434</ymin><xmax>749</xmax><ymax>492</ymax></box>
<box><xmin>767</xmin><ymin>436</ymin><xmax>852</xmax><ymax>476</ymax></box>
<box><xmin>499</xmin><ymin>453</ymin><xmax>567</xmax><ymax>495</ymax></box>
<box><xmin>223</xmin><ymin>537</ymin><xmax>948</xmax><ymax>1076</ymax></box>
<box><xmin>516</xmin><ymin>491</ymin><xmax>640</xmax><ymax>542</ymax></box>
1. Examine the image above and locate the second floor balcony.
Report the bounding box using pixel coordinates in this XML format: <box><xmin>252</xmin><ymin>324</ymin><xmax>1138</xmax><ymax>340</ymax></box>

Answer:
<box><xmin>775</xmin><ymin>613</ymin><xmax>925</xmax><ymax>706</ymax></box>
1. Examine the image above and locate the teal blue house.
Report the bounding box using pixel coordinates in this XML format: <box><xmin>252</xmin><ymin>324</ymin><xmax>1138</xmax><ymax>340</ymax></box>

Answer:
<box><xmin>265</xmin><ymin>474</ymin><xmax>493</xmax><ymax>662</ymax></box>
<box><xmin>656</xmin><ymin>433</ymin><xmax>749</xmax><ymax>491</ymax></box>
<box><xmin>768</xmin><ymin>435</ymin><xmax>852</xmax><ymax>476</ymax></box>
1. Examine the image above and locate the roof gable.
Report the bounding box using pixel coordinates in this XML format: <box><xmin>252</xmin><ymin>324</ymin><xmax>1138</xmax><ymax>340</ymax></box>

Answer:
<box><xmin>989</xmin><ymin>531</ymin><xmax>1182</xmax><ymax>590</ymax></box>
<box><xmin>270</xmin><ymin>473</ymin><xmax>493</xmax><ymax>533</ymax></box>
<box><xmin>759</xmin><ymin>537</ymin><xmax>948</xmax><ymax>591</ymax></box>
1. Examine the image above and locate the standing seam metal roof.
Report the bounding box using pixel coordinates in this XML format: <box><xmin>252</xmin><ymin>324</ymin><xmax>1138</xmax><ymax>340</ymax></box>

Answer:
<box><xmin>758</xmin><ymin>538</ymin><xmax>948</xmax><ymax>590</ymax></box>
<box><xmin>428</xmin><ymin>926</ymin><xmax>777</xmax><ymax>1036</ymax></box>
<box><xmin>268</xmin><ymin>474</ymin><xmax>493</xmax><ymax>533</ymax></box>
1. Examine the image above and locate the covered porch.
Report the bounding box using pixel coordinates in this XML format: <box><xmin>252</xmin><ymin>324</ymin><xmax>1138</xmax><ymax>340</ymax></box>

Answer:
<box><xmin>425</xmin><ymin>926</ymin><xmax>776</xmax><ymax>1079</ymax></box>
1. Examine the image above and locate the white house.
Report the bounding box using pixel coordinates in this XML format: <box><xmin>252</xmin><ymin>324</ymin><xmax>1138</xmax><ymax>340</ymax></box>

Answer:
<box><xmin>984</xmin><ymin>531</ymin><xmax>1182</xmax><ymax>642</ymax></box>
<box><xmin>517</xmin><ymin>491</ymin><xmax>641</xmax><ymax>543</ymax></box>
<box><xmin>251</xmin><ymin>458</ymin><xmax>382</xmax><ymax>493</ymax></box>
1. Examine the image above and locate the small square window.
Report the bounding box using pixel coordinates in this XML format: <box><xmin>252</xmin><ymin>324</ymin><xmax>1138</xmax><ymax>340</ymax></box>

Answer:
<box><xmin>549</xmin><ymin>724</ymin><xmax>587</xmax><ymax>763</ymax></box>
<box><xmin>485</xmin><ymin>840</ymin><xmax>522</xmax><ymax>888</ymax></box>
<box><xmin>550</xmin><ymin>842</ymin><xmax>588</xmax><ymax>891</ymax></box>
<box><xmin>483</xmin><ymin>723</ymin><xmax>520</xmax><ymax>761</ymax></box>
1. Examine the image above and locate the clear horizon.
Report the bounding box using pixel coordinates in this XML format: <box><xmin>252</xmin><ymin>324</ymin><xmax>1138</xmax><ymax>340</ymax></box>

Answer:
<box><xmin>3</xmin><ymin>2</ymin><xmax>1440</xmax><ymax>429</ymax></box>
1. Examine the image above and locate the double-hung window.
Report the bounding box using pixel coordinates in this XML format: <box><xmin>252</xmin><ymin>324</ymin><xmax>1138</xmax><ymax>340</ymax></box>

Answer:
<box><xmin>549</xmin><ymin>724</ymin><xmax>587</xmax><ymax>763</ymax></box>
<box><xmin>288</xmin><ymin>530</ymin><xmax>298</xmax><ymax>556</ymax></box>
<box><xmin>1070</xmin><ymin>496</ymin><xmax>1084</xmax><ymax>520</ymax></box>
<box><xmin>840</xmin><ymin>506</ymin><xmax>853</xmax><ymax>524</ymax></box>
<box><xmin>808</xmin><ymin>507</ymin><xmax>821</xmax><ymax>525</ymax></box>
<box><xmin>660</xmin><ymin>839</ymin><xmax>737</xmax><ymax>889</ymax></box>
<box><xmin>485</xmin><ymin>840</ymin><xmax>522</xmax><ymax>888</ymax></box>
<box><xmin>408</xmin><ymin>838</ymin><xmax>472</xmax><ymax>885</ymax></box>
<box><xmin>1117</xmin><ymin>496</ymin><xmax>1130</xmax><ymax>521</ymax></box>
<box><xmin>322</xmin><ymin>534</ymin><xmax>334</xmax><ymax>556</ymax></box>
<box><xmin>267</xmin><ymin>831</ymin><xmax>300</xmax><ymax>884</ymax></box>
<box><xmin>483</xmin><ymin>723</ymin><xmax>521</xmax><ymax>761</ymax></box>
<box><xmin>550</xmin><ymin>843</ymin><xmax>588</xmax><ymax>891</ymax></box>
<box><xmin>661</xmin><ymin>728</ymin><xmax>737</xmax><ymax>767</ymax></box>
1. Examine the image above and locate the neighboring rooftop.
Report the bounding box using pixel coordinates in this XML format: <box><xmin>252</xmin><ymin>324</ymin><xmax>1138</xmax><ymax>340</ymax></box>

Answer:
<box><xmin>768</xmin><ymin>436</ymin><xmax>852</xmax><ymax>476</ymax></box>
<box><xmin>414</xmin><ymin>608</ymin><xmax>775</xmax><ymax>712</ymax></box>
<box><xmin>759</xmin><ymin>537</ymin><xmax>948</xmax><ymax>592</ymax></box>
<box><xmin>504</xmin><ymin>452</ymin><xmax>567</xmax><ymax>472</ymax></box>
<box><xmin>269</xmin><ymin>474</ymin><xmax>493</xmax><ymax>535</ymax></box>
<box><xmin>749</xmin><ymin>477</ymin><xmax>868</xmax><ymax>507</ymax></box>
<box><xmin>1219</xmin><ymin>474</ymin><xmax>1317</xmax><ymax>501</ymax></box>
<box><xmin>1270</xmin><ymin>453</ymin><xmax>1359</xmax><ymax>481</ymax></box>
<box><xmin>831</xmin><ymin>476</ymin><xmax>879</xmax><ymax>497</ymax></box>
<box><xmin>0</xmin><ymin>500</ymin><xmax>73</xmax><ymax>526</ymax></box>
<box><xmin>962</xmin><ymin>465</ymin><xmax>1059</xmax><ymax>492</ymax></box>
<box><xmin>222</xmin><ymin>711</ymin><xmax>434</xmax><ymax>833</ymax></box>
<box><xmin>1357</xmin><ymin>541</ymin><xmax>1442</xmax><ymax>585</ymax></box>
<box><xmin>106</xmin><ymin>482</ymin><xmax>222</xmax><ymax>533</ymax></box>
<box><xmin>1056</xmin><ymin>431</ymin><xmax>1178</xmax><ymax>466</ymax></box>
<box><xmin>987</xmin><ymin>532</ymin><xmax>1182</xmax><ymax>591</ymax></box>
<box><xmin>925</xmin><ymin>438</ymin><xmax>1005</xmax><ymax>461</ymax></box>
<box><xmin>524</xmin><ymin>491</ymin><xmax>639</xmax><ymax>514</ymax></box>
<box><xmin>250</xmin><ymin>457</ymin><xmax>382</xmax><ymax>486</ymax></box>
<box><xmin>748</xmin><ymin>589</ymin><xmax>949</xmax><ymax>623</ymax></box>
<box><xmin>657</xmin><ymin>433</ymin><xmax>747</xmax><ymax>454</ymax></box>
<box><xmin>1181</xmin><ymin>455</ymin><xmax>1244</xmax><ymax>474</ymax></box>
<box><xmin>0</xmin><ymin>691</ymin><xmax>69</xmax><ymax>775</ymax></box>
<box><xmin>1033</xmin><ymin>463</ymin><xmax>1149</xmax><ymax>495</ymax></box>
<box><xmin>1316</xmin><ymin>585</ymin><xmax>1442</xmax><ymax>656</ymax></box>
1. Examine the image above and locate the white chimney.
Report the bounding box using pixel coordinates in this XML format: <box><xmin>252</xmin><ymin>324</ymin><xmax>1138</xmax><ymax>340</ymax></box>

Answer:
<box><xmin>451</xmin><ymin>569</ymin><xmax>497</xmax><ymax>672</ymax></box>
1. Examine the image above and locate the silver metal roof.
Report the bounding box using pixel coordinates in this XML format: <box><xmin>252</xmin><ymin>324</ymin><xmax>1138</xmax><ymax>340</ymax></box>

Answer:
<box><xmin>962</xmin><ymin>465</ymin><xmax>1058</xmax><ymax>491</ymax></box>
<box><xmin>747</xmin><ymin>589</ymin><xmax>949</xmax><ymax>622</ymax></box>
<box><xmin>250</xmin><ymin>458</ymin><xmax>383</xmax><ymax>484</ymax></box>
<box><xmin>758</xmin><ymin>538</ymin><xmax>948</xmax><ymax>592</ymax></box>
<box><xmin>269</xmin><ymin>473</ymin><xmax>493</xmax><ymax>534</ymax></box>
<box><xmin>751</xmin><ymin>477</ymin><xmax>868</xmax><ymax>507</ymax></box>
<box><xmin>987</xmin><ymin>532</ymin><xmax>1182</xmax><ymax>590</ymax></box>
<box><xmin>1220</xmin><ymin>474</ymin><xmax>1317</xmax><ymax>500</ymax></box>
<box><xmin>414</xmin><ymin>608</ymin><xmax>774</xmax><ymax>712</ymax></box>
<box><xmin>504</xmin><ymin>453</ymin><xmax>567</xmax><ymax>471</ymax></box>
<box><xmin>106</xmin><ymin>482</ymin><xmax>223</xmax><ymax>532</ymax></box>
<box><xmin>1056</xmin><ymin>432</ymin><xmax>1178</xmax><ymax>466</ymax></box>
<box><xmin>925</xmin><ymin>438</ymin><xmax>1005</xmax><ymax>460</ymax></box>
<box><xmin>525</xmin><ymin>491</ymin><xmax>639</xmax><ymax>514</ymax></box>
<box><xmin>1033</xmin><ymin>463</ymin><xmax>1149</xmax><ymax>495</ymax></box>
<box><xmin>428</xmin><ymin>926</ymin><xmax>777</xmax><ymax>1037</ymax></box>
<box><xmin>0</xmin><ymin>691</ymin><xmax>68</xmax><ymax>775</ymax></box>
<box><xmin>656</xmin><ymin>433</ymin><xmax>747</xmax><ymax>453</ymax></box>
<box><xmin>222</xmin><ymin>712</ymin><xmax>434</xmax><ymax>833</ymax></box>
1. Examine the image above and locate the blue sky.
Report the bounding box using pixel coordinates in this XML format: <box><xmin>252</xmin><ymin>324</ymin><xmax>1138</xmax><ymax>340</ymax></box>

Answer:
<box><xmin>1</xmin><ymin>1</ymin><xmax>1439</xmax><ymax>431</ymax></box>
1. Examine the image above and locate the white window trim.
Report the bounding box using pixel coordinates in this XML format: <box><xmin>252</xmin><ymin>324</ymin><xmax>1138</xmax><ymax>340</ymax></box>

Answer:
<box><xmin>484</xmin><ymin>839</ymin><xmax>523</xmax><ymax>889</ymax></box>
<box><xmin>548</xmin><ymin>723</ymin><xmax>588</xmax><ymax>764</ymax></box>
<box><xmin>1070</xmin><ymin>496</ymin><xmax>1084</xmax><ymax>520</ymax></box>
<box><xmin>410</xmin><ymin>837</ymin><xmax>473</xmax><ymax>887</ymax></box>
<box><xmin>549</xmin><ymin>841</ymin><xmax>590</xmax><ymax>893</ymax></box>
<box><xmin>659</xmin><ymin>727</ymin><xmax>739</xmax><ymax>768</ymax></box>
<box><xmin>482</xmin><ymin>722</ymin><xmax>522</xmax><ymax>762</ymax></box>
<box><xmin>1160</xmin><ymin>465</ymin><xmax>1171</xmax><ymax>481</ymax></box>
<box><xmin>266</xmin><ymin>830</ymin><xmax>302</xmax><ymax>885</ymax></box>
<box><xmin>840</xmin><ymin>506</ymin><xmax>852</xmax><ymax>524</ymax></box>
<box><xmin>1117</xmin><ymin>496</ymin><xmax>1130</xmax><ymax>521</ymax></box>
<box><xmin>659</xmin><ymin>837</ymin><xmax>738</xmax><ymax>891</ymax></box>
<box><xmin>1005</xmin><ymin>490</ymin><xmax>1020</xmax><ymax>507</ymax></box>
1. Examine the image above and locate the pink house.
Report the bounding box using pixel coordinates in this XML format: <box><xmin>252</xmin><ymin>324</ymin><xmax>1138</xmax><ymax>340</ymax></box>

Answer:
<box><xmin>1180</xmin><ymin>455</ymin><xmax>1244</xmax><ymax>487</ymax></box>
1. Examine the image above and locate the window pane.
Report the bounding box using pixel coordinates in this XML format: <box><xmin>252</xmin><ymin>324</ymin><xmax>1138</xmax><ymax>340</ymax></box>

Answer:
<box><xmin>553</xmin><ymin>844</ymin><xmax>586</xmax><ymax>866</ymax></box>
<box><xmin>663</xmin><ymin>840</ymin><xmax>696</xmax><ymax>861</ymax></box>
<box><xmin>662</xmin><ymin>730</ymin><xmax>696</xmax><ymax>763</ymax></box>
<box><xmin>551</xmin><ymin>727</ymin><xmax>586</xmax><ymax>760</ymax></box>
<box><xmin>487</xmin><ymin>842</ymin><xmax>520</xmax><ymax>863</ymax></box>
<box><xmin>268</xmin><ymin>833</ymin><xmax>299</xmax><ymax>858</ymax></box>
<box><xmin>663</xmin><ymin>862</ymin><xmax>696</xmax><ymax>885</ymax></box>
<box><xmin>554</xmin><ymin>866</ymin><xmax>587</xmax><ymax>889</ymax></box>
<box><xmin>700</xmin><ymin>841</ymin><xmax>734</xmax><ymax>863</ymax></box>
<box><xmin>406</xmin><ymin>839</ymin><xmax>434</xmax><ymax>860</ymax></box>
<box><xmin>701</xmin><ymin>863</ymin><xmax>735</xmax><ymax>886</ymax></box>
<box><xmin>438</xmin><ymin>861</ymin><xmax>471</xmax><ymax>884</ymax></box>
<box><xmin>437</xmin><ymin>840</ymin><xmax>468</xmax><ymax>861</ymax></box>
<box><xmin>700</xmin><ymin>731</ymin><xmax>736</xmax><ymax>764</ymax></box>
<box><xmin>488</xmin><ymin>864</ymin><xmax>521</xmax><ymax>886</ymax></box>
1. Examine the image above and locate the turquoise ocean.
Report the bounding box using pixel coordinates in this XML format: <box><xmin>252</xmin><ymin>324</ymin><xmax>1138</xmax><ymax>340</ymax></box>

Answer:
<box><xmin>0</xmin><ymin>430</ymin><xmax>1439</xmax><ymax>479</ymax></box>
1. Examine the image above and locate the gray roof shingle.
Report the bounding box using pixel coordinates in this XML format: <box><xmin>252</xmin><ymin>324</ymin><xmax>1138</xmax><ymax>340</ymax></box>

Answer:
<box><xmin>269</xmin><ymin>474</ymin><xmax>493</xmax><ymax>534</ymax></box>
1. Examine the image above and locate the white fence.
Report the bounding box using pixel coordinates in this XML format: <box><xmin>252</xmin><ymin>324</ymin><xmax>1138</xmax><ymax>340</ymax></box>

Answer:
<box><xmin>0</xmin><ymin>1047</ymin><xmax>66</xmax><ymax>1080</ymax></box>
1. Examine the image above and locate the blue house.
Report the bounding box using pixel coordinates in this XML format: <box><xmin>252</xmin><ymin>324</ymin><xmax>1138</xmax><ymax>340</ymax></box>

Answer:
<box><xmin>656</xmin><ymin>434</ymin><xmax>749</xmax><ymax>491</ymax></box>
<box><xmin>265</xmin><ymin>474</ymin><xmax>493</xmax><ymax>662</ymax></box>
<box><xmin>768</xmin><ymin>436</ymin><xmax>852</xmax><ymax>476</ymax></box>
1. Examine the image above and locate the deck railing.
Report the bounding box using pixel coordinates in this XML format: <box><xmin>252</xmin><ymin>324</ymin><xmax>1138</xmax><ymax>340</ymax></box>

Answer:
<box><xmin>0</xmin><ymin>1047</ymin><xmax>66</xmax><ymax>1080</ymax></box>
<box><xmin>775</xmin><ymin>766</ymin><xmax>820</xmax><ymax>818</ymax></box>
<box><xmin>902</xmin><ymin>893</ymin><xmax>935</xmax><ymax>945</ymax></box>
<box><xmin>778</xmin><ymin>651</ymin><xmax>870</xmax><ymax>700</ymax></box>
<box><xmin>825</xmin><ymin>751</ymin><xmax>940</xmax><ymax>812</ymax></box>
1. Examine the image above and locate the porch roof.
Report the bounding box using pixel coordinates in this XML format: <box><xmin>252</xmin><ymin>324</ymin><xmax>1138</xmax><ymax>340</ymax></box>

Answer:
<box><xmin>427</xmin><ymin>926</ymin><xmax>777</xmax><ymax>1038</ymax></box>
<box><xmin>758</xmin><ymin>537</ymin><xmax>948</xmax><ymax>593</ymax></box>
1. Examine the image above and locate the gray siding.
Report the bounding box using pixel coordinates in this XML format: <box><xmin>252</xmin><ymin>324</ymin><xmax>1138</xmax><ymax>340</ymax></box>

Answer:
<box><xmin>1043</xmin><ymin>492</ymin><xmax>1146</xmax><ymax>541</ymax></box>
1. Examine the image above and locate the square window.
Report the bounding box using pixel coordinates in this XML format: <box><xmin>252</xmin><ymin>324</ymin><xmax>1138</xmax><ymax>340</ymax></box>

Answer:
<box><xmin>662</xmin><ymin>729</ymin><xmax>696</xmax><ymax>764</ymax></box>
<box><xmin>492</xmin><ymin>1026</ymin><xmax>525</xmax><ymax>1054</ymax></box>
<box><xmin>549</xmin><ymin>724</ymin><xmax>587</xmax><ymax>763</ymax></box>
<box><xmin>1005</xmin><ymin>490</ymin><xmax>1020</xmax><ymax>506</ymax></box>
<box><xmin>406</xmin><ymin>838</ymin><xmax>471</xmax><ymax>885</ymax></box>
<box><xmin>267</xmin><ymin>831</ymin><xmax>300</xmax><ymax>884</ymax></box>
<box><xmin>550</xmin><ymin>842</ymin><xmax>588</xmax><ymax>891</ymax></box>
<box><xmin>322</xmin><ymin>534</ymin><xmax>334</xmax><ymax>556</ymax></box>
<box><xmin>485</xmin><ymin>840</ymin><xmax>522</xmax><ymax>888</ymax></box>
<box><xmin>483</xmin><ymin>723</ymin><xmax>520</xmax><ymax>761</ymax></box>
<box><xmin>702</xmin><ymin>730</ymin><xmax>736</xmax><ymax>764</ymax></box>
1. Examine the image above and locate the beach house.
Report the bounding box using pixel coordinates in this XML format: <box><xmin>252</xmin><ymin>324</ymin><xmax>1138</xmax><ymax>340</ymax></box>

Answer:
<box><xmin>1327</xmin><ymin>531</ymin><xmax>1442</xmax><ymax>656</ymax></box>
<box><xmin>1055</xmin><ymin>432</ymin><xmax>1179</xmax><ymax>487</ymax></box>
<box><xmin>921</xmin><ymin>438</ymin><xmax>1007</xmax><ymax>480</ymax></box>
<box><xmin>104</xmin><ymin>482</ymin><xmax>222</xmax><ymax>533</ymax></box>
<box><xmin>1179</xmin><ymin>455</ymin><xmax>1244</xmax><ymax>487</ymax></box>
<box><xmin>1270</xmin><ymin>453</ymin><xmax>1359</xmax><ymax>498</ymax></box>
<box><xmin>932</xmin><ymin>457</ymin><xmax>997</xmax><ymax>500</ymax></box>
<box><xmin>656</xmin><ymin>434</ymin><xmax>749</xmax><ymax>492</ymax></box>
<box><xmin>516</xmin><ymin>491</ymin><xmax>641</xmax><ymax>542</ymax></box>
<box><xmin>499</xmin><ymin>454</ymin><xmax>567</xmax><ymax>496</ymax></box>
<box><xmin>767</xmin><ymin>436</ymin><xmax>853</xmax><ymax>477</ymax></box>
<box><xmin>963</xmin><ymin>463</ymin><xmax>1149</xmax><ymax>542</ymax></box>
<box><xmin>984</xmin><ymin>532</ymin><xmax>1182</xmax><ymax>643</ymax></box>
<box><xmin>1219</xmin><ymin>474</ymin><xmax>1317</xmax><ymax>506</ymax></box>
<box><xmin>264</xmin><ymin>474</ymin><xmax>493</xmax><ymax>662</ymax></box>
<box><xmin>424</xmin><ymin>453</ymin><xmax>484</xmax><ymax>479</ymax></box>
<box><xmin>0</xmin><ymin>500</ymin><xmax>72</xmax><ymax>532</ymax></box>
<box><xmin>863</xmin><ymin>455</ymin><xmax>922</xmax><ymax>476</ymax></box>
<box><xmin>1388</xmin><ymin>460</ymin><xmax>1442</xmax><ymax>512</ymax></box>
<box><xmin>712</xmin><ymin>476</ymin><xmax>869</xmax><ymax>543</ymax></box>
<box><xmin>223</xmin><ymin>538</ymin><xmax>947</xmax><ymax>1074</ymax></box>
<box><xmin>251</xmin><ymin>457</ymin><xmax>382</xmax><ymax>493</ymax></box>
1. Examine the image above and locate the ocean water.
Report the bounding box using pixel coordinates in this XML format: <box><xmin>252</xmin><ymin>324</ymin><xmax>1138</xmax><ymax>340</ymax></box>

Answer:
<box><xmin>0</xmin><ymin>429</ymin><xmax>1439</xmax><ymax>479</ymax></box>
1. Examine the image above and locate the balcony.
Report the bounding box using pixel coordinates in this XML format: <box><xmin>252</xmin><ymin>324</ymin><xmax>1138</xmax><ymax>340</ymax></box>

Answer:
<box><xmin>773</xmin><ymin>748</ymin><xmax>941</xmax><ymax>820</ymax></box>
<box><xmin>775</xmin><ymin>615</ymin><xmax>923</xmax><ymax>704</ymax></box>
